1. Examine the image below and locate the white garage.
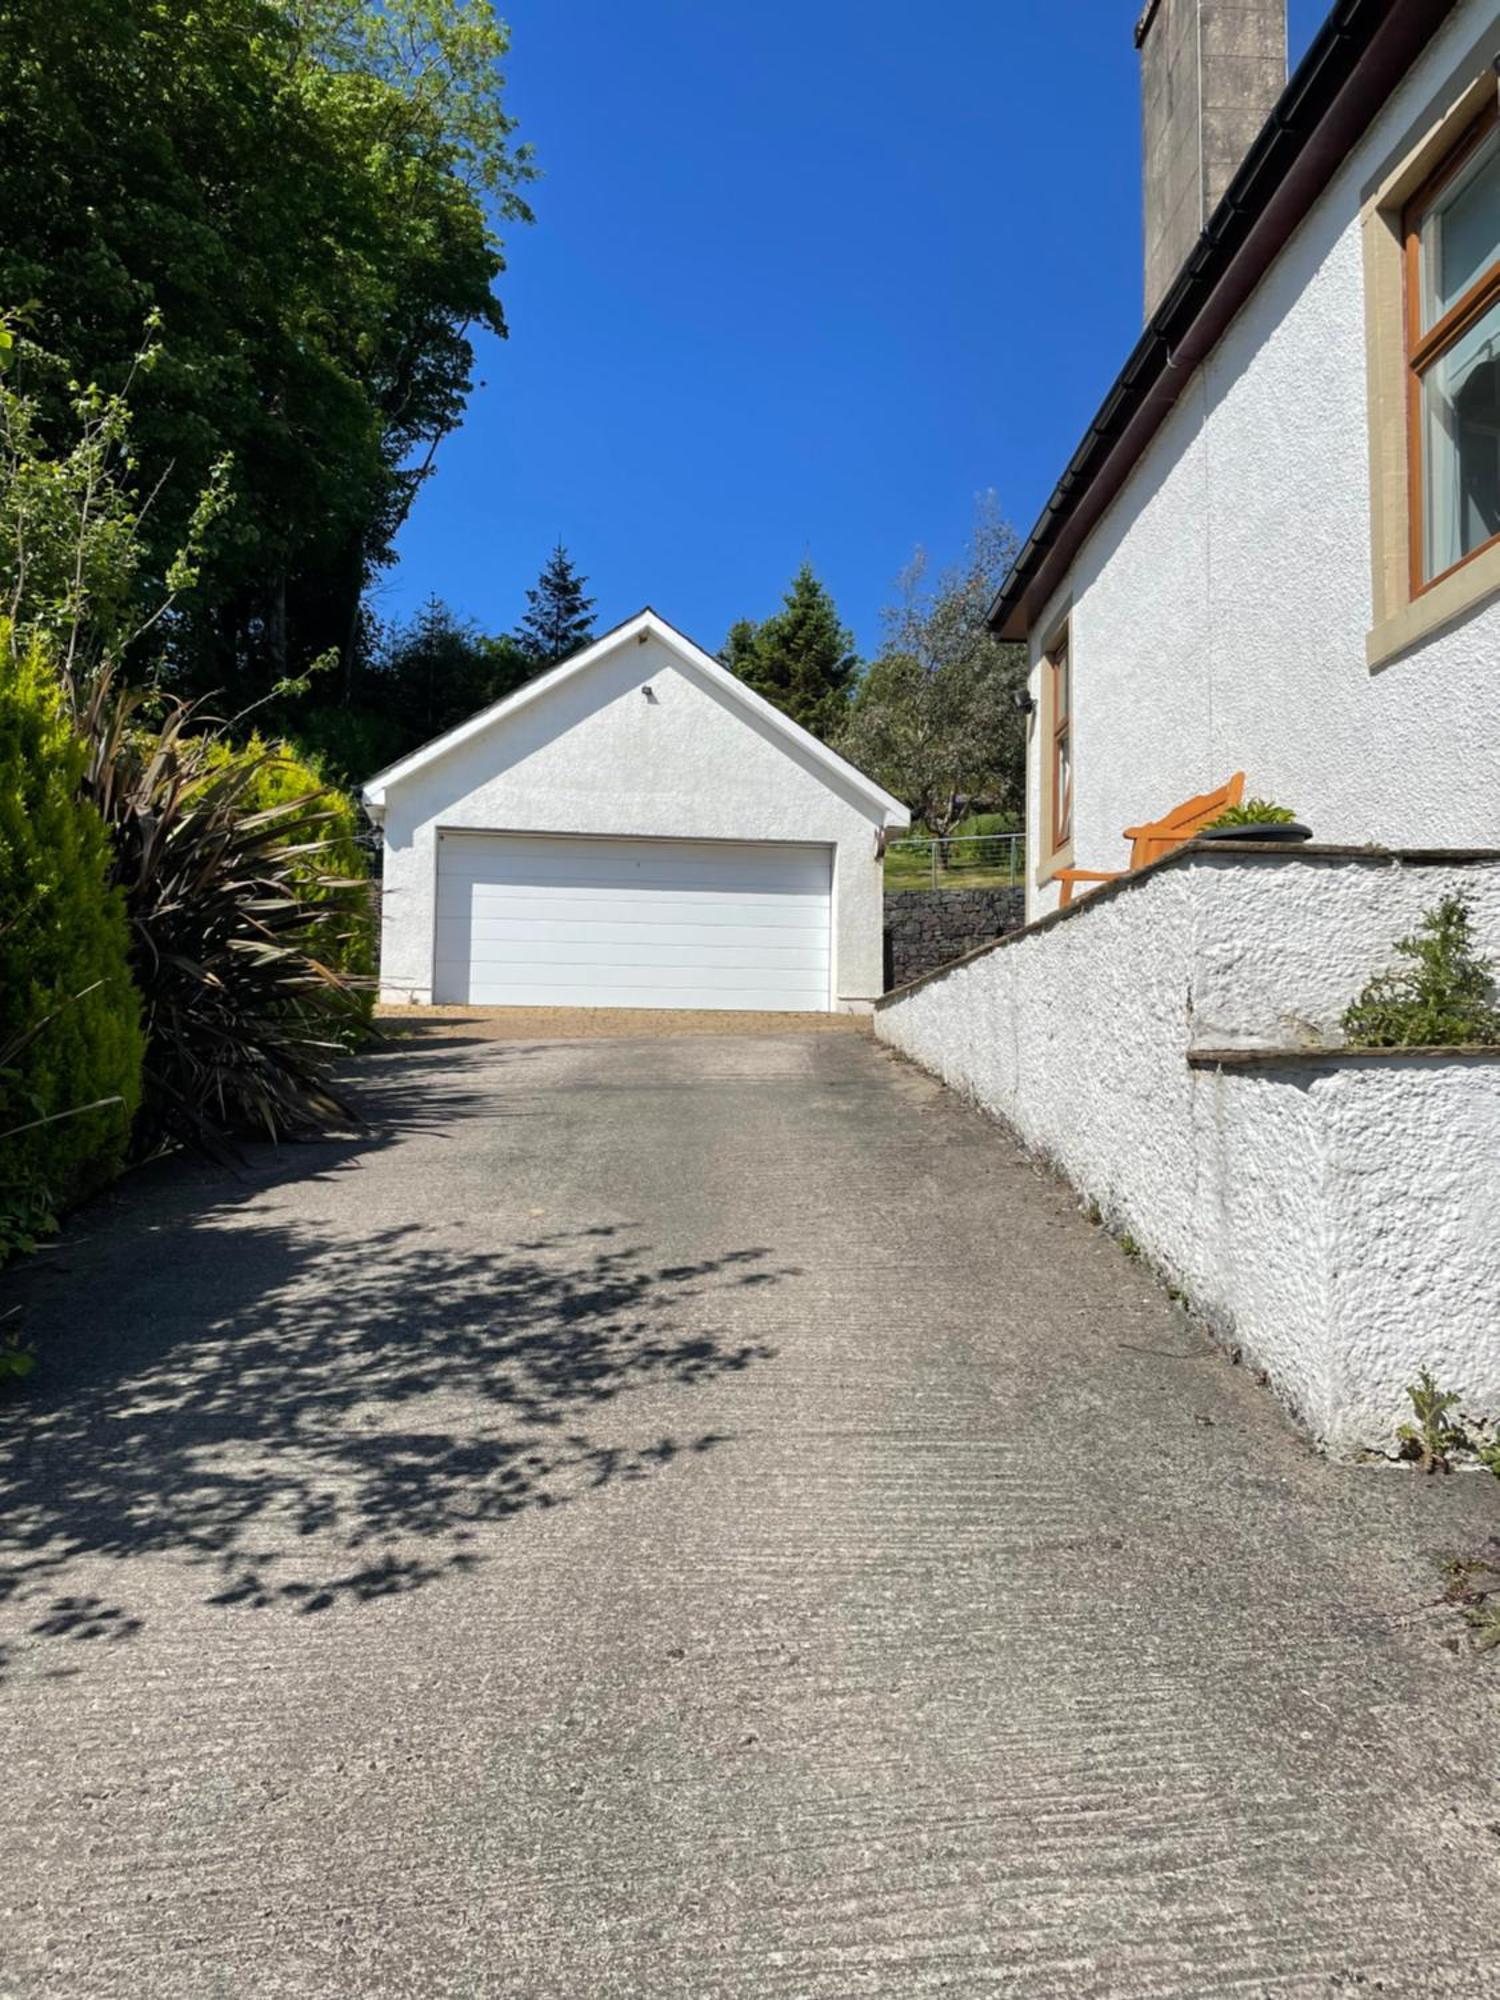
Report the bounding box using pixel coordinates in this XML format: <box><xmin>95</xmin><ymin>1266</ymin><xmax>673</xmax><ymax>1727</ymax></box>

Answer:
<box><xmin>363</xmin><ymin>609</ymin><xmax>908</xmax><ymax>1014</ymax></box>
<box><xmin>434</xmin><ymin>832</ymin><xmax>832</xmax><ymax>1011</ymax></box>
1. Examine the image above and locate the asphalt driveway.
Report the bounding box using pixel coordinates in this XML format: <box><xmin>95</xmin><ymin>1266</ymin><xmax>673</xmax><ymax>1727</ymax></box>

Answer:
<box><xmin>4</xmin><ymin>1021</ymin><xmax>1499</xmax><ymax>1997</ymax></box>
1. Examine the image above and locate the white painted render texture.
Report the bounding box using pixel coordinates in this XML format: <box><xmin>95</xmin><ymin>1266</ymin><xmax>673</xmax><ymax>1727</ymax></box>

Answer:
<box><xmin>874</xmin><ymin>848</ymin><xmax>1500</xmax><ymax>1454</ymax></box>
<box><xmin>1025</xmin><ymin>0</ymin><xmax>1500</xmax><ymax>922</ymax></box>
<box><xmin>366</xmin><ymin>617</ymin><xmax>906</xmax><ymax>1010</ymax></box>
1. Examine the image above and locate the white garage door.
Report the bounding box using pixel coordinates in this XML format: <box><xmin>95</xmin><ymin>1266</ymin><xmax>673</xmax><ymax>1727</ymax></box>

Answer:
<box><xmin>434</xmin><ymin>833</ymin><xmax>833</xmax><ymax>1011</ymax></box>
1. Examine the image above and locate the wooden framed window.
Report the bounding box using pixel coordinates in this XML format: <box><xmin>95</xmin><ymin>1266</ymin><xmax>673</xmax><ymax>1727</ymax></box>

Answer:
<box><xmin>1048</xmin><ymin>630</ymin><xmax>1072</xmax><ymax>853</ymax></box>
<box><xmin>1404</xmin><ymin>102</ymin><xmax>1500</xmax><ymax>596</ymax></box>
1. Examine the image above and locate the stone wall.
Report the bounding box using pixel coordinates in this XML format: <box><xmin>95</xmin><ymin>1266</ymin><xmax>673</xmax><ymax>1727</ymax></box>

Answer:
<box><xmin>884</xmin><ymin>886</ymin><xmax>1024</xmax><ymax>991</ymax></box>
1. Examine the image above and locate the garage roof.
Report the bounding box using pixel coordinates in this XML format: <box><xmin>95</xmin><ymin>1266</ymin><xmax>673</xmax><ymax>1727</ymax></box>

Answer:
<box><xmin>360</xmin><ymin>607</ymin><xmax>911</xmax><ymax>825</ymax></box>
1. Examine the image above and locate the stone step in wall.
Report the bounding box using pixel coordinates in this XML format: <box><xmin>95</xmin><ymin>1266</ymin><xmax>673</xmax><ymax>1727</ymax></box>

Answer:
<box><xmin>884</xmin><ymin>887</ymin><xmax>1024</xmax><ymax>990</ymax></box>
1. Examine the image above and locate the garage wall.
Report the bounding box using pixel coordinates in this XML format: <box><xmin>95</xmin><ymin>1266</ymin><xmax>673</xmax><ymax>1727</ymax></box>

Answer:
<box><xmin>375</xmin><ymin>631</ymin><xmax>890</xmax><ymax>1008</ymax></box>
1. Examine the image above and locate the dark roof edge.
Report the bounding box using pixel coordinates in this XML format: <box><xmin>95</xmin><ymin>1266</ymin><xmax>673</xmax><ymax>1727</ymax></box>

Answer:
<box><xmin>988</xmin><ymin>0</ymin><xmax>1460</xmax><ymax>640</ymax></box>
<box><xmin>359</xmin><ymin>605</ymin><xmax>659</xmax><ymax>791</ymax></box>
<box><xmin>1133</xmin><ymin>0</ymin><xmax>1163</xmax><ymax>53</ymax></box>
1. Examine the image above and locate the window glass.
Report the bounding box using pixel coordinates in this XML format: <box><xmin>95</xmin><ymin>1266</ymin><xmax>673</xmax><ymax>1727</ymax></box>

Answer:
<box><xmin>1422</xmin><ymin>295</ymin><xmax>1500</xmax><ymax>578</ymax></box>
<box><xmin>1055</xmin><ymin>731</ymin><xmax>1073</xmax><ymax>845</ymax></box>
<box><xmin>1420</xmin><ymin>126</ymin><xmax>1500</xmax><ymax>328</ymax></box>
<box><xmin>1051</xmin><ymin>639</ymin><xmax>1072</xmax><ymax>848</ymax></box>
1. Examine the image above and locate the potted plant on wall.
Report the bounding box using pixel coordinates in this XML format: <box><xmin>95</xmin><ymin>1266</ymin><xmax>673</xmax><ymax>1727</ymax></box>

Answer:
<box><xmin>1196</xmin><ymin>798</ymin><xmax>1312</xmax><ymax>844</ymax></box>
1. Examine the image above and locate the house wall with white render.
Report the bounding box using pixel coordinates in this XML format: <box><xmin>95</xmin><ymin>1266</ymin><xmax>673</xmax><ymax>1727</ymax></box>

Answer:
<box><xmin>1024</xmin><ymin>1</ymin><xmax>1500</xmax><ymax>922</ymax></box>
<box><xmin>875</xmin><ymin>846</ymin><xmax>1500</xmax><ymax>1455</ymax></box>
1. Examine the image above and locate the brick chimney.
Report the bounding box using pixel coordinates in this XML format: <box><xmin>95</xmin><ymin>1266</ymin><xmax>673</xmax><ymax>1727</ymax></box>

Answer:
<box><xmin>1136</xmin><ymin>0</ymin><xmax>1287</xmax><ymax>318</ymax></box>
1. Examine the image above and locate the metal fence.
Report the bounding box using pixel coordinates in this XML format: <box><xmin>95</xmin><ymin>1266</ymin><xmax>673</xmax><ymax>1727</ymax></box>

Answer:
<box><xmin>884</xmin><ymin>832</ymin><xmax>1026</xmax><ymax>890</ymax></box>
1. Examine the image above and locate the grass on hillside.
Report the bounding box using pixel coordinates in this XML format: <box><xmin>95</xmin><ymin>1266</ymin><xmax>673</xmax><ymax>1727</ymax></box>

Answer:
<box><xmin>884</xmin><ymin>817</ymin><xmax>1025</xmax><ymax>894</ymax></box>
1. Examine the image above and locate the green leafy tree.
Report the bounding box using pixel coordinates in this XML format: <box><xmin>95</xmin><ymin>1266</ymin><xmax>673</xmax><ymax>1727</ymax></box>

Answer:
<box><xmin>1342</xmin><ymin>895</ymin><xmax>1500</xmax><ymax>1047</ymax></box>
<box><xmin>0</xmin><ymin>321</ymin><xmax>231</xmax><ymax>686</ymax></box>
<box><xmin>515</xmin><ymin>543</ymin><xmax>596</xmax><ymax>667</ymax></box>
<box><xmin>722</xmin><ymin>562</ymin><xmax>857</xmax><ymax>741</ymax></box>
<box><xmin>0</xmin><ymin>0</ymin><xmax>533</xmax><ymax>703</ymax></box>
<box><xmin>837</xmin><ymin>503</ymin><xmax>1027</xmax><ymax>843</ymax></box>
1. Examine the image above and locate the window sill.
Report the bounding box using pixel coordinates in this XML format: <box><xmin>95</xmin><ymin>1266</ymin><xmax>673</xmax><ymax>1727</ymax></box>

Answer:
<box><xmin>1366</xmin><ymin>537</ymin><xmax>1500</xmax><ymax>670</ymax></box>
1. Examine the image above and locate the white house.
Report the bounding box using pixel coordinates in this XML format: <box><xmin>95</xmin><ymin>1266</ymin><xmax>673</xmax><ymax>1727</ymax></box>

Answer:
<box><xmin>875</xmin><ymin>0</ymin><xmax>1500</xmax><ymax>1454</ymax></box>
<box><xmin>990</xmin><ymin>0</ymin><xmax>1500</xmax><ymax>922</ymax></box>
<box><xmin>361</xmin><ymin>608</ymin><xmax>909</xmax><ymax>1013</ymax></box>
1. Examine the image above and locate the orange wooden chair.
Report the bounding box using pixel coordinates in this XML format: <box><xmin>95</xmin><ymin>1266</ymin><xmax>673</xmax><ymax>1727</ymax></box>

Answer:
<box><xmin>1056</xmin><ymin>773</ymin><xmax>1245</xmax><ymax>908</ymax></box>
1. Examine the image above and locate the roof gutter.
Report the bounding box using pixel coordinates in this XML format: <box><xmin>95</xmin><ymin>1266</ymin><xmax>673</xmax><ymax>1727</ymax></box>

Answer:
<box><xmin>988</xmin><ymin>0</ymin><xmax>1460</xmax><ymax>640</ymax></box>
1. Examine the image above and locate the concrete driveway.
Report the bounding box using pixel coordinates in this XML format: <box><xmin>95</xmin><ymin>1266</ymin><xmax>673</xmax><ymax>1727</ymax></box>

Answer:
<box><xmin>4</xmin><ymin>1020</ymin><xmax>1499</xmax><ymax>1997</ymax></box>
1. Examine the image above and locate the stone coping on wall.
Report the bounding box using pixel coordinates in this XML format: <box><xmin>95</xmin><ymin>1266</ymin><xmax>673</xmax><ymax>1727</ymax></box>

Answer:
<box><xmin>873</xmin><ymin>840</ymin><xmax>1500</xmax><ymax>1009</ymax></box>
<box><xmin>1187</xmin><ymin>1042</ymin><xmax>1500</xmax><ymax>1069</ymax></box>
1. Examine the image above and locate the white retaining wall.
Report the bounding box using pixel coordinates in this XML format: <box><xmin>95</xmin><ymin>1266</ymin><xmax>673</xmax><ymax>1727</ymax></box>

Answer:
<box><xmin>874</xmin><ymin>846</ymin><xmax>1500</xmax><ymax>1453</ymax></box>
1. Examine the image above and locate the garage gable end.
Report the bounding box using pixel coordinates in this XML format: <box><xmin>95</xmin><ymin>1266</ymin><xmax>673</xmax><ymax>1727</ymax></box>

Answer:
<box><xmin>361</xmin><ymin>609</ymin><xmax>909</xmax><ymax>826</ymax></box>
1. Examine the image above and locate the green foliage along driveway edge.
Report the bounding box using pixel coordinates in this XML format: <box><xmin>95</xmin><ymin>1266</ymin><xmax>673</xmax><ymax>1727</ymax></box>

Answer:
<box><xmin>0</xmin><ymin>624</ymin><xmax>142</xmax><ymax>1245</ymax></box>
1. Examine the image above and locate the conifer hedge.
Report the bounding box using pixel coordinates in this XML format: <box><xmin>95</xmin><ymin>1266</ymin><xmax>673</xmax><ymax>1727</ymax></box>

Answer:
<box><xmin>0</xmin><ymin>626</ymin><xmax>142</xmax><ymax>1244</ymax></box>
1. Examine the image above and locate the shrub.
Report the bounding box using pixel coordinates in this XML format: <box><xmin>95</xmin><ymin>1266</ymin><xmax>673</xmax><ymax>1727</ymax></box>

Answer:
<box><xmin>77</xmin><ymin>673</ymin><xmax>373</xmax><ymax>1154</ymax></box>
<box><xmin>1203</xmin><ymin>798</ymin><xmax>1298</xmax><ymax>830</ymax></box>
<box><xmin>951</xmin><ymin>811</ymin><xmax>1022</xmax><ymax>839</ymax></box>
<box><xmin>2</xmin><ymin>332</ymin><xmax>371</xmax><ymax>1158</ymax></box>
<box><xmin>1341</xmin><ymin>894</ymin><xmax>1500</xmax><ymax>1048</ymax></box>
<box><xmin>0</xmin><ymin>624</ymin><xmax>142</xmax><ymax>1242</ymax></box>
<box><xmin>204</xmin><ymin>734</ymin><xmax>375</xmax><ymax>993</ymax></box>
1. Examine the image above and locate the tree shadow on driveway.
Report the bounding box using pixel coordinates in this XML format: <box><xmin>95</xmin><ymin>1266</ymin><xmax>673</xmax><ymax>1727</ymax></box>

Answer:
<box><xmin>0</xmin><ymin>1048</ymin><xmax>784</xmax><ymax>1679</ymax></box>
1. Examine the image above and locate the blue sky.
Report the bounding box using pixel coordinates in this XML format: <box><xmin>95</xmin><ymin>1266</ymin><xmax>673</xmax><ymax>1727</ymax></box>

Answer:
<box><xmin>384</xmin><ymin>1</ymin><xmax>1328</xmax><ymax>658</ymax></box>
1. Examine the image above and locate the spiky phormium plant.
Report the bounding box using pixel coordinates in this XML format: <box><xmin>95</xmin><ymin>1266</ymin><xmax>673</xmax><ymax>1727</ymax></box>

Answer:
<box><xmin>75</xmin><ymin>669</ymin><xmax>373</xmax><ymax>1155</ymax></box>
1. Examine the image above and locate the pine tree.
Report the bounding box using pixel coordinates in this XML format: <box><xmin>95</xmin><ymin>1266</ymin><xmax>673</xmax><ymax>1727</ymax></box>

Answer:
<box><xmin>721</xmin><ymin>563</ymin><xmax>857</xmax><ymax>741</ymax></box>
<box><xmin>515</xmin><ymin>543</ymin><xmax>596</xmax><ymax>666</ymax></box>
<box><xmin>377</xmin><ymin>597</ymin><xmax>533</xmax><ymax>744</ymax></box>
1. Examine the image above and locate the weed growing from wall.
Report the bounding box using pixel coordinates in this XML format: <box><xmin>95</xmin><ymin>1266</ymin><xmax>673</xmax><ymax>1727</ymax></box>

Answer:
<box><xmin>1396</xmin><ymin>1369</ymin><xmax>1467</xmax><ymax>1473</ymax></box>
<box><xmin>1342</xmin><ymin>894</ymin><xmax>1500</xmax><ymax>1047</ymax></box>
